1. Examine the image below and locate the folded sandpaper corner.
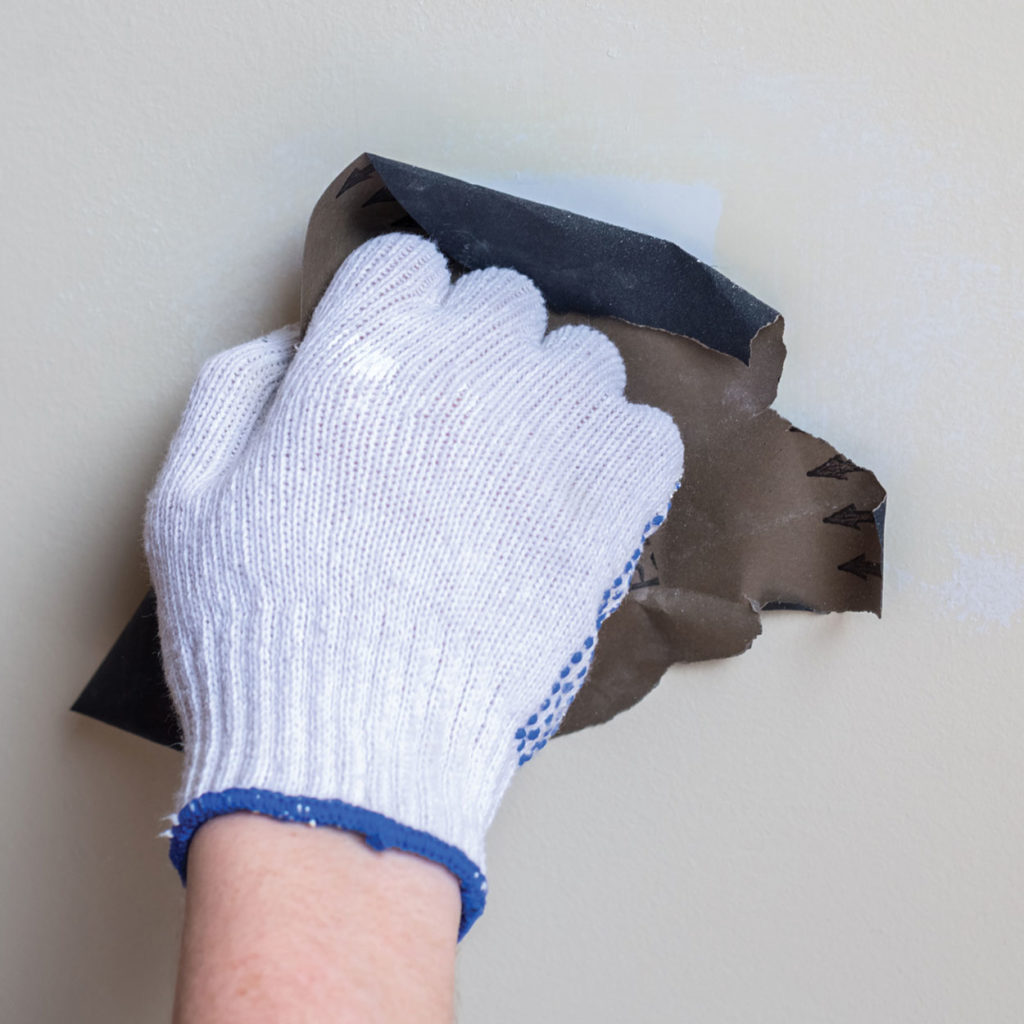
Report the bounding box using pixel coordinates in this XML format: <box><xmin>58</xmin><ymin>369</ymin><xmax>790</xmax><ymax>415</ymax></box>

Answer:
<box><xmin>72</xmin><ymin>153</ymin><xmax>886</xmax><ymax>749</ymax></box>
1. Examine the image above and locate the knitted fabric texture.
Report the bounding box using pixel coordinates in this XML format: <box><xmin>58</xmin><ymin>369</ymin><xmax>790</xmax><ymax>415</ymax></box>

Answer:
<box><xmin>144</xmin><ymin>232</ymin><xmax>684</xmax><ymax>935</ymax></box>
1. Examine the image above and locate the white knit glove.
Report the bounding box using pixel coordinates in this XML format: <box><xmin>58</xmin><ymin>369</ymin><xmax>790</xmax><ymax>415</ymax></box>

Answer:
<box><xmin>145</xmin><ymin>233</ymin><xmax>683</xmax><ymax>937</ymax></box>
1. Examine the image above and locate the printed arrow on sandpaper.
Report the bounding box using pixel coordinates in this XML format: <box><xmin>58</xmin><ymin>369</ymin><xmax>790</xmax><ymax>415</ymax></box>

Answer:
<box><xmin>628</xmin><ymin>546</ymin><xmax>661</xmax><ymax>591</ymax></box>
<box><xmin>336</xmin><ymin>163</ymin><xmax>377</xmax><ymax>196</ymax></box>
<box><xmin>390</xmin><ymin>213</ymin><xmax>422</xmax><ymax>232</ymax></box>
<box><xmin>361</xmin><ymin>186</ymin><xmax>397</xmax><ymax>208</ymax></box>
<box><xmin>807</xmin><ymin>455</ymin><xmax>865</xmax><ymax>480</ymax></box>
<box><xmin>823</xmin><ymin>504</ymin><xmax>877</xmax><ymax>530</ymax></box>
<box><xmin>837</xmin><ymin>553</ymin><xmax>882</xmax><ymax>580</ymax></box>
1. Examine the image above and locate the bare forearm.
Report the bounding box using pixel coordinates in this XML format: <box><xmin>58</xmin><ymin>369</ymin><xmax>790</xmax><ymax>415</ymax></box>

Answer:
<box><xmin>173</xmin><ymin>815</ymin><xmax>461</xmax><ymax>1024</ymax></box>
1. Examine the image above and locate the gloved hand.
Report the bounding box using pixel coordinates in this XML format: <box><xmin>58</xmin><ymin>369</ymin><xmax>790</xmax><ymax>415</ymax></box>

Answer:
<box><xmin>144</xmin><ymin>233</ymin><xmax>684</xmax><ymax>938</ymax></box>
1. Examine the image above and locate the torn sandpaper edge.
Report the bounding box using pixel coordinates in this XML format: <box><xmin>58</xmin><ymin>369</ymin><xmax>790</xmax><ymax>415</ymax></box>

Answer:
<box><xmin>72</xmin><ymin>153</ymin><xmax>886</xmax><ymax>748</ymax></box>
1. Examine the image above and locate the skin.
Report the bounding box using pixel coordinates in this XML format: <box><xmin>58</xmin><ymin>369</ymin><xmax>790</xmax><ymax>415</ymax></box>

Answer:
<box><xmin>172</xmin><ymin>814</ymin><xmax>462</xmax><ymax>1024</ymax></box>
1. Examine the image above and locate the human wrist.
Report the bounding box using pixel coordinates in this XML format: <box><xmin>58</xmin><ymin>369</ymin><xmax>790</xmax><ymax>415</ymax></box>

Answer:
<box><xmin>174</xmin><ymin>813</ymin><xmax>459</xmax><ymax>1024</ymax></box>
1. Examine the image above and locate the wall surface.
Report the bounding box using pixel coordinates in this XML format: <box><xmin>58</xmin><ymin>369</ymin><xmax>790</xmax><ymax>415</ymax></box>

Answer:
<box><xmin>3</xmin><ymin>1</ymin><xmax>1022</xmax><ymax>1020</ymax></box>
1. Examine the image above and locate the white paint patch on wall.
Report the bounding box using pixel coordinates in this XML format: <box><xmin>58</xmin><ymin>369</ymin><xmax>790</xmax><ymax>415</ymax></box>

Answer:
<box><xmin>932</xmin><ymin>546</ymin><xmax>1024</xmax><ymax>631</ymax></box>
<box><xmin>473</xmin><ymin>173</ymin><xmax>723</xmax><ymax>264</ymax></box>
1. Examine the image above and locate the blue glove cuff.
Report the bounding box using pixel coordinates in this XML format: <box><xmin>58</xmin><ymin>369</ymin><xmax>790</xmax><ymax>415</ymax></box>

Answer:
<box><xmin>168</xmin><ymin>787</ymin><xmax>487</xmax><ymax>940</ymax></box>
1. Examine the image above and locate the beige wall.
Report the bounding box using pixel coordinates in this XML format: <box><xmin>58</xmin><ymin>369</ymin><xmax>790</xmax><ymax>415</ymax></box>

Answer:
<box><xmin>3</xmin><ymin>2</ymin><xmax>1022</xmax><ymax>1020</ymax></box>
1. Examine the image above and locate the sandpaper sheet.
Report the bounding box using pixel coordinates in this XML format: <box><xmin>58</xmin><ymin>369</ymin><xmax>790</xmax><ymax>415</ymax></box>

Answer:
<box><xmin>72</xmin><ymin>154</ymin><xmax>885</xmax><ymax>746</ymax></box>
